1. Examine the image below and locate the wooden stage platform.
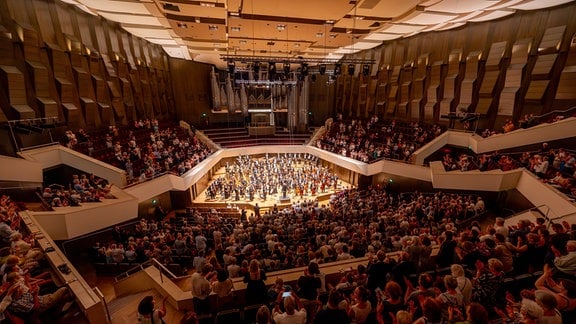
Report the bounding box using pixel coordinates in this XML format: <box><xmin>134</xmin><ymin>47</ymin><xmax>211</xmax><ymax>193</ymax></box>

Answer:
<box><xmin>192</xmin><ymin>166</ymin><xmax>352</xmax><ymax>213</ymax></box>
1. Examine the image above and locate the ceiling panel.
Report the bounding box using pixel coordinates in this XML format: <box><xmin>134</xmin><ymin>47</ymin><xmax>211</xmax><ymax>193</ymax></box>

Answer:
<box><xmin>469</xmin><ymin>10</ymin><xmax>516</xmax><ymax>22</ymax></box>
<box><xmin>400</xmin><ymin>11</ymin><xmax>458</xmax><ymax>25</ymax></box>
<box><xmin>77</xmin><ymin>0</ymin><xmax>150</xmax><ymax>14</ymax></box>
<box><xmin>510</xmin><ymin>0</ymin><xmax>574</xmax><ymax>10</ymax></box>
<box><xmin>426</xmin><ymin>0</ymin><xmax>503</xmax><ymax>14</ymax></box>
<box><xmin>364</xmin><ymin>33</ymin><xmax>403</xmax><ymax>41</ymax></box>
<box><xmin>380</xmin><ymin>24</ymin><xmax>426</xmax><ymax>34</ymax></box>
<box><xmin>65</xmin><ymin>0</ymin><xmax>576</xmax><ymax>67</ymax></box>
<box><xmin>245</xmin><ymin>0</ymin><xmax>353</xmax><ymax>21</ymax></box>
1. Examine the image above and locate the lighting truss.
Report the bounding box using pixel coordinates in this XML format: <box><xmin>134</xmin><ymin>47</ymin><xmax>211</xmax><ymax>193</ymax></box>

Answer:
<box><xmin>221</xmin><ymin>55</ymin><xmax>375</xmax><ymax>65</ymax></box>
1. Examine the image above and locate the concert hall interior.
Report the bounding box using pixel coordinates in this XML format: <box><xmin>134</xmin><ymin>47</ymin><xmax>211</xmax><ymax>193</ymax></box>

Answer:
<box><xmin>1</xmin><ymin>0</ymin><xmax>576</xmax><ymax>323</ymax></box>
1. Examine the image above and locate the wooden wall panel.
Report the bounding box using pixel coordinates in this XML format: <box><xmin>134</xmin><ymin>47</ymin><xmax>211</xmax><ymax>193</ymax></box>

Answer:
<box><xmin>554</xmin><ymin>33</ymin><xmax>576</xmax><ymax>102</ymax></box>
<box><xmin>440</xmin><ymin>50</ymin><xmax>462</xmax><ymax>117</ymax></box>
<box><xmin>498</xmin><ymin>39</ymin><xmax>532</xmax><ymax>116</ymax></box>
<box><xmin>169</xmin><ymin>58</ymin><xmax>212</xmax><ymax>125</ymax></box>
<box><xmin>31</xmin><ymin>0</ymin><xmax>56</xmax><ymax>46</ymax></box>
<box><xmin>6</xmin><ymin>0</ymin><xmax>32</xmax><ymax>28</ymax></box>
<box><xmin>457</xmin><ymin>51</ymin><xmax>482</xmax><ymax>111</ymax></box>
<box><xmin>424</xmin><ymin>61</ymin><xmax>442</xmax><ymax>121</ymax></box>
<box><xmin>386</xmin><ymin>65</ymin><xmax>401</xmax><ymax>114</ymax></box>
<box><xmin>0</xmin><ymin>0</ymin><xmax>176</xmax><ymax>129</ymax></box>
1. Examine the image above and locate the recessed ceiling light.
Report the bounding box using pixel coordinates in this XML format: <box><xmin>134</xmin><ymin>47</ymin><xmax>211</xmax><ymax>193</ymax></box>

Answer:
<box><xmin>316</xmin><ymin>32</ymin><xmax>324</xmax><ymax>37</ymax></box>
<box><xmin>239</xmin><ymin>40</ymin><xmax>247</xmax><ymax>45</ymax></box>
<box><xmin>277</xmin><ymin>24</ymin><xmax>286</xmax><ymax>31</ymax></box>
<box><xmin>230</xmin><ymin>27</ymin><xmax>241</xmax><ymax>32</ymax></box>
<box><xmin>229</xmin><ymin>12</ymin><xmax>240</xmax><ymax>16</ymax></box>
<box><xmin>208</xmin><ymin>25</ymin><xmax>218</xmax><ymax>31</ymax></box>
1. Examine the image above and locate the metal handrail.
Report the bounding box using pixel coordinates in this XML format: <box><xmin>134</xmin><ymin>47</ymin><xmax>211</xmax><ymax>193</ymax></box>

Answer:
<box><xmin>19</xmin><ymin>141</ymin><xmax>60</xmax><ymax>152</ymax></box>
<box><xmin>530</xmin><ymin>204</ymin><xmax>557</xmax><ymax>226</ymax></box>
<box><xmin>93</xmin><ymin>286</ymin><xmax>111</xmax><ymax>323</ymax></box>
<box><xmin>549</xmin><ymin>211</ymin><xmax>576</xmax><ymax>222</ymax></box>
<box><xmin>114</xmin><ymin>258</ymin><xmax>191</xmax><ymax>283</ymax></box>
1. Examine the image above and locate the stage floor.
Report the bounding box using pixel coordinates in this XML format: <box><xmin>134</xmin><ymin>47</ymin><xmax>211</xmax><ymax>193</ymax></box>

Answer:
<box><xmin>192</xmin><ymin>166</ymin><xmax>352</xmax><ymax>212</ymax></box>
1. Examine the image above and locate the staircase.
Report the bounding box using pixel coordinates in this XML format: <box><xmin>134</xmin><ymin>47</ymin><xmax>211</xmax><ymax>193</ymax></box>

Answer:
<box><xmin>107</xmin><ymin>289</ymin><xmax>170</xmax><ymax>323</ymax></box>
<box><xmin>201</xmin><ymin>127</ymin><xmax>312</xmax><ymax>148</ymax></box>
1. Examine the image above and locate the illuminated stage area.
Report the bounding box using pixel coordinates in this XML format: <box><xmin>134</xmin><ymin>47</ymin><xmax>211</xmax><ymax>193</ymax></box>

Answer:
<box><xmin>192</xmin><ymin>153</ymin><xmax>352</xmax><ymax>211</ymax></box>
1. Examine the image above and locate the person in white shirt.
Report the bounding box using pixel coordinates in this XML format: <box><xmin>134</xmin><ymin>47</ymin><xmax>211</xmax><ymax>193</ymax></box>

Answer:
<box><xmin>191</xmin><ymin>264</ymin><xmax>213</xmax><ymax>314</ymax></box>
<box><xmin>494</xmin><ymin>217</ymin><xmax>508</xmax><ymax>239</ymax></box>
<box><xmin>273</xmin><ymin>291</ymin><xmax>306</xmax><ymax>324</ymax></box>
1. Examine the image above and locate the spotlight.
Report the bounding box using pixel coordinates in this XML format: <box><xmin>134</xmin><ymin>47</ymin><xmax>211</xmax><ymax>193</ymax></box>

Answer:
<box><xmin>334</xmin><ymin>63</ymin><xmax>341</xmax><ymax>75</ymax></box>
<box><xmin>347</xmin><ymin>63</ymin><xmax>355</xmax><ymax>76</ymax></box>
<box><xmin>268</xmin><ymin>61</ymin><xmax>276</xmax><ymax>80</ymax></box>
<box><xmin>362</xmin><ymin>64</ymin><xmax>370</xmax><ymax>76</ymax></box>
<box><xmin>253</xmin><ymin>61</ymin><xmax>260</xmax><ymax>80</ymax></box>
<box><xmin>283</xmin><ymin>62</ymin><xmax>290</xmax><ymax>75</ymax></box>
<box><xmin>319</xmin><ymin>64</ymin><xmax>326</xmax><ymax>75</ymax></box>
<box><xmin>301</xmin><ymin>63</ymin><xmax>309</xmax><ymax>76</ymax></box>
<box><xmin>228</xmin><ymin>61</ymin><xmax>235</xmax><ymax>75</ymax></box>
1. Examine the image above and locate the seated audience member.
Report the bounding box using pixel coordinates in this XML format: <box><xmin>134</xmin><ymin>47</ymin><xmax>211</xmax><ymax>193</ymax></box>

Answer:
<box><xmin>553</xmin><ymin>240</ymin><xmax>576</xmax><ymax>276</ymax></box>
<box><xmin>534</xmin><ymin>290</ymin><xmax>562</xmax><ymax>324</ymax></box>
<box><xmin>3</xmin><ymin>272</ymin><xmax>69</xmax><ymax>320</ymax></box>
<box><xmin>519</xmin><ymin>297</ymin><xmax>545</xmax><ymax>323</ymax></box>
<box><xmin>535</xmin><ymin>264</ymin><xmax>576</xmax><ymax>323</ymax></box>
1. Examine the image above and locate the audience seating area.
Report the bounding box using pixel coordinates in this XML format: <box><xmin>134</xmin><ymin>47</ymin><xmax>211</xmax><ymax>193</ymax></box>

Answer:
<box><xmin>39</xmin><ymin>172</ymin><xmax>114</xmax><ymax>208</ymax></box>
<box><xmin>314</xmin><ymin>117</ymin><xmax>444</xmax><ymax>163</ymax></box>
<box><xmin>84</xmin><ymin>183</ymin><xmax>576</xmax><ymax>323</ymax></box>
<box><xmin>0</xmin><ymin>195</ymin><xmax>80</xmax><ymax>322</ymax></box>
<box><xmin>63</xmin><ymin>119</ymin><xmax>214</xmax><ymax>184</ymax></box>
<box><xmin>438</xmin><ymin>143</ymin><xmax>576</xmax><ymax>200</ymax></box>
<box><xmin>481</xmin><ymin>106</ymin><xmax>576</xmax><ymax>138</ymax></box>
<box><xmin>201</xmin><ymin>127</ymin><xmax>312</xmax><ymax>148</ymax></box>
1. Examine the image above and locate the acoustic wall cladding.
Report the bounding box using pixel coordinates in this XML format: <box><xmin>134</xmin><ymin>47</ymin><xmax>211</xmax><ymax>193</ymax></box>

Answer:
<box><xmin>0</xmin><ymin>0</ymin><xmax>175</xmax><ymax>129</ymax></box>
<box><xmin>335</xmin><ymin>2</ymin><xmax>576</xmax><ymax>129</ymax></box>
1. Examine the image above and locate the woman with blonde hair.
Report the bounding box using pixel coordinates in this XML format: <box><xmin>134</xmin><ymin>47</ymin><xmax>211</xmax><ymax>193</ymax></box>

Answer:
<box><xmin>394</xmin><ymin>310</ymin><xmax>411</xmax><ymax>324</ymax></box>
<box><xmin>244</xmin><ymin>259</ymin><xmax>267</xmax><ymax>305</ymax></box>
<box><xmin>256</xmin><ymin>305</ymin><xmax>272</xmax><ymax>324</ymax></box>
<box><xmin>451</xmin><ymin>264</ymin><xmax>472</xmax><ymax>305</ymax></box>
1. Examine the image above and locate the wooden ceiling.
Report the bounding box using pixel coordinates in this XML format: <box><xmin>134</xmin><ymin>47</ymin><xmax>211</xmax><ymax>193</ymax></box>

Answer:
<box><xmin>66</xmin><ymin>0</ymin><xmax>575</xmax><ymax>67</ymax></box>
